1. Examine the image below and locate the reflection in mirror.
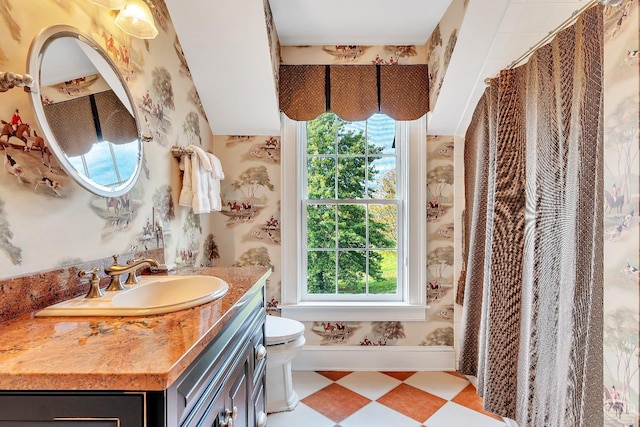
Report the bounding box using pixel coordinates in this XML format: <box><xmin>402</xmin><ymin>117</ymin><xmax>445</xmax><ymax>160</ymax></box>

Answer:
<box><xmin>28</xmin><ymin>25</ymin><xmax>143</xmax><ymax>197</ymax></box>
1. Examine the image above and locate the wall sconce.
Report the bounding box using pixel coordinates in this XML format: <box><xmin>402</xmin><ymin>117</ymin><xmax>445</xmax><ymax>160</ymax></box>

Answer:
<box><xmin>91</xmin><ymin>0</ymin><xmax>158</xmax><ymax>39</ymax></box>
<box><xmin>115</xmin><ymin>0</ymin><xmax>159</xmax><ymax>39</ymax></box>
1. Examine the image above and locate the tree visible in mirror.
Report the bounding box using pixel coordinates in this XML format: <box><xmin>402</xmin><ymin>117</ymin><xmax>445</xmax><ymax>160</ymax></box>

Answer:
<box><xmin>306</xmin><ymin>113</ymin><xmax>394</xmax><ymax>294</ymax></box>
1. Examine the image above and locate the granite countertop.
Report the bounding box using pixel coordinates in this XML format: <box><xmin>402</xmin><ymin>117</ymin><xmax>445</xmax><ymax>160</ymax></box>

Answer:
<box><xmin>0</xmin><ymin>266</ymin><xmax>271</xmax><ymax>392</ymax></box>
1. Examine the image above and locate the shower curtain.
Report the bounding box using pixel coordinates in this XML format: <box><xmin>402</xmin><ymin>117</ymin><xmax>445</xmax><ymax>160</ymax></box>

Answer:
<box><xmin>458</xmin><ymin>5</ymin><xmax>604</xmax><ymax>427</ymax></box>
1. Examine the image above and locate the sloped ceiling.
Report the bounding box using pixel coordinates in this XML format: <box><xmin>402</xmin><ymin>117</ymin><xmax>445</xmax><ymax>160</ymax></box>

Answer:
<box><xmin>428</xmin><ymin>0</ymin><xmax>588</xmax><ymax>136</ymax></box>
<box><xmin>165</xmin><ymin>0</ymin><xmax>281</xmax><ymax>136</ymax></box>
<box><xmin>166</xmin><ymin>0</ymin><xmax>588</xmax><ymax>137</ymax></box>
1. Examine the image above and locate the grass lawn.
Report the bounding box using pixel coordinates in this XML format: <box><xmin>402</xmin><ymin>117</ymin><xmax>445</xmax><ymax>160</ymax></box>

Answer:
<box><xmin>369</xmin><ymin>250</ymin><xmax>398</xmax><ymax>294</ymax></box>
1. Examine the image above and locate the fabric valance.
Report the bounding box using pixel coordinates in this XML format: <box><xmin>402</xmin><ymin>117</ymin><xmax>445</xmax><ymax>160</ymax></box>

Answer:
<box><xmin>279</xmin><ymin>64</ymin><xmax>429</xmax><ymax>121</ymax></box>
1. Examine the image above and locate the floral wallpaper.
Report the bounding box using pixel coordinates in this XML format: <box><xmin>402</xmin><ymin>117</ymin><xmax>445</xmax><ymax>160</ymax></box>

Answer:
<box><xmin>602</xmin><ymin>0</ymin><xmax>639</xmax><ymax>425</ymax></box>
<box><xmin>0</xmin><ymin>0</ymin><xmax>212</xmax><ymax>277</ymax></box>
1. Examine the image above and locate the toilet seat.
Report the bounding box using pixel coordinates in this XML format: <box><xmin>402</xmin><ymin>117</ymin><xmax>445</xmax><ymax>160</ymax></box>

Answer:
<box><xmin>265</xmin><ymin>315</ymin><xmax>305</xmax><ymax>346</ymax></box>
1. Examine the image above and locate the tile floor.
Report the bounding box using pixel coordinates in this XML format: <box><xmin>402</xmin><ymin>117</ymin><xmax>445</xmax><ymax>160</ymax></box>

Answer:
<box><xmin>267</xmin><ymin>371</ymin><xmax>507</xmax><ymax>427</ymax></box>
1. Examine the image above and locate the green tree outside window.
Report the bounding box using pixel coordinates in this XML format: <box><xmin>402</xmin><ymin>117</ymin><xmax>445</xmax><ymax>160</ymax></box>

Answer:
<box><xmin>305</xmin><ymin>113</ymin><xmax>398</xmax><ymax>296</ymax></box>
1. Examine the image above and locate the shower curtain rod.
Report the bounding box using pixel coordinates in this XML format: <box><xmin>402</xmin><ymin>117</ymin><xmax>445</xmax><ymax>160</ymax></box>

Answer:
<box><xmin>506</xmin><ymin>0</ymin><xmax>599</xmax><ymax>70</ymax></box>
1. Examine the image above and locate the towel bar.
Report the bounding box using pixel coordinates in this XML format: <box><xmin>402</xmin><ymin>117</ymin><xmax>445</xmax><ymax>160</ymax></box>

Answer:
<box><xmin>170</xmin><ymin>146</ymin><xmax>194</xmax><ymax>158</ymax></box>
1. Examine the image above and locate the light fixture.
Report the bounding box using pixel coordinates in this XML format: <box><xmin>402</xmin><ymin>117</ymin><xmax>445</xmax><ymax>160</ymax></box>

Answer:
<box><xmin>90</xmin><ymin>0</ymin><xmax>127</xmax><ymax>9</ymax></box>
<box><xmin>115</xmin><ymin>0</ymin><xmax>158</xmax><ymax>39</ymax></box>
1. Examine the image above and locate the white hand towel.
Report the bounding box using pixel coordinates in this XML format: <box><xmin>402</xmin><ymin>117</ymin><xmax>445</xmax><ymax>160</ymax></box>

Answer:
<box><xmin>209</xmin><ymin>152</ymin><xmax>225</xmax><ymax>179</ymax></box>
<box><xmin>206</xmin><ymin>152</ymin><xmax>224</xmax><ymax>211</ymax></box>
<box><xmin>190</xmin><ymin>148</ymin><xmax>211</xmax><ymax>214</ymax></box>
<box><xmin>178</xmin><ymin>151</ymin><xmax>193</xmax><ymax>207</ymax></box>
<box><xmin>189</xmin><ymin>144</ymin><xmax>212</xmax><ymax>173</ymax></box>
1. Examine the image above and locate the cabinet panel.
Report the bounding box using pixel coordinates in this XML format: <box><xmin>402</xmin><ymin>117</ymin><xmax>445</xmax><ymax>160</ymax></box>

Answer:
<box><xmin>251</xmin><ymin>321</ymin><xmax>266</xmax><ymax>387</ymax></box>
<box><xmin>0</xmin><ymin>393</ymin><xmax>144</xmax><ymax>427</ymax></box>
<box><xmin>0</xmin><ymin>421</ymin><xmax>117</xmax><ymax>426</ymax></box>
<box><xmin>251</xmin><ymin>374</ymin><xmax>266</xmax><ymax>427</ymax></box>
<box><xmin>173</xmin><ymin>284</ymin><xmax>266</xmax><ymax>427</ymax></box>
<box><xmin>226</xmin><ymin>353</ymin><xmax>249</xmax><ymax>427</ymax></box>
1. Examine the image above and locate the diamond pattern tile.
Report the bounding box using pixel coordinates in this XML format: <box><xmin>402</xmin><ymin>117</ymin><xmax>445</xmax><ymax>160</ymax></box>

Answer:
<box><xmin>377</xmin><ymin>383</ymin><xmax>447</xmax><ymax>422</ymax></box>
<box><xmin>426</xmin><ymin>401</ymin><xmax>507</xmax><ymax>427</ymax></box>
<box><xmin>340</xmin><ymin>402</ymin><xmax>423</xmax><ymax>427</ymax></box>
<box><xmin>404</xmin><ymin>371</ymin><xmax>470</xmax><ymax>400</ymax></box>
<box><xmin>317</xmin><ymin>370</ymin><xmax>353</xmax><ymax>381</ymax></box>
<box><xmin>452</xmin><ymin>384</ymin><xmax>504</xmax><ymax>421</ymax></box>
<box><xmin>292</xmin><ymin>371</ymin><xmax>334</xmax><ymax>399</ymax></box>
<box><xmin>267</xmin><ymin>402</ymin><xmax>336</xmax><ymax>427</ymax></box>
<box><xmin>269</xmin><ymin>371</ymin><xmax>506</xmax><ymax>427</ymax></box>
<box><xmin>336</xmin><ymin>371</ymin><xmax>402</xmax><ymax>400</ymax></box>
<box><xmin>301</xmin><ymin>383</ymin><xmax>371</xmax><ymax>423</ymax></box>
<box><xmin>381</xmin><ymin>371</ymin><xmax>417</xmax><ymax>381</ymax></box>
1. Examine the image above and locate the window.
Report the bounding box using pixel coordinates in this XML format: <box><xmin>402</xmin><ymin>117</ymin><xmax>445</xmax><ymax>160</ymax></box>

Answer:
<box><xmin>281</xmin><ymin>113</ymin><xmax>426</xmax><ymax>321</ymax></box>
<box><xmin>303</xmin><ymin>113</ymin><xmax>401</xmax><ymax>301</ymax></box>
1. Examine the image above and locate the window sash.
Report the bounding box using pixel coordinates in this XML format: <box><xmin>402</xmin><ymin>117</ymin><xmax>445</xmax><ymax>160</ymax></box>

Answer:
<box><xmin>300</xmin><ymin>115</ymin><xmax>404</xmax><ymax>302</ymax></box>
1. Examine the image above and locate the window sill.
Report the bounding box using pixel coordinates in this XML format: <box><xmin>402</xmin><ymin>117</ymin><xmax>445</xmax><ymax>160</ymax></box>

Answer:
<box><xmin>279</xmin><ymin>302</ymin><xmax>428</xmax><ymax>322</ymax></box>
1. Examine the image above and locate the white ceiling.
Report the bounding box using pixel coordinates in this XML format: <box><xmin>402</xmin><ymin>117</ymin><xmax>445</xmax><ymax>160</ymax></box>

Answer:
<box><xmin>166</xmin><ymin>0</ymin><xmax>589</xmax><ymax>137</ymax></box>
<box><xmin>268</xmin><ymin>0</ymin><xmax>453</xmax><ymax>46</ymax></box>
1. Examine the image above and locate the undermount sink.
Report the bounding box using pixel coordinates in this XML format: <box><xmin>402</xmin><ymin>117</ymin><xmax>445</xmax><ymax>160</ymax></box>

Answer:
<box><xmin>35</xmin><ymin>275</ymin><xmax>229</xmax><ymax>317</ymax></box>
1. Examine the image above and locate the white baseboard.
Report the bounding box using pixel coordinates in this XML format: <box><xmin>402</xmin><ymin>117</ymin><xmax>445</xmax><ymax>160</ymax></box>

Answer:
<box><xmin>291</xmin><ymin>345</ymin><xmax>456</xmax><ymax>371</ymax></box>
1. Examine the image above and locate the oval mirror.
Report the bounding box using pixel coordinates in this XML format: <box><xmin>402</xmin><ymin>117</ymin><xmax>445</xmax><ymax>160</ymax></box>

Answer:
<box><xmin>27</xmin><ymin>25</ymin><xmax>144</xmax><ymax>197</ymax></box>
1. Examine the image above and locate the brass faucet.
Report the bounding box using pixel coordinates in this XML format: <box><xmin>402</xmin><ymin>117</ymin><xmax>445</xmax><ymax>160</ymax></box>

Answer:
<box><xmin>78</xmin><ymin>267</ymin><xmax>103</xmax><ymax>299</ymax></box>
<box><xmin>104</xmin><ymin>254</ymin><xmax>160</xmax><ymax>291</ymax></box>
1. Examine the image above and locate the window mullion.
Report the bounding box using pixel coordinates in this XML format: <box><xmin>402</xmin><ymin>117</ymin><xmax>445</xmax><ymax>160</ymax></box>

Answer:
<box><xmin>302</xmin><ymin>113</ymin><xmax>403</xmax><ymax>302</ymax></box>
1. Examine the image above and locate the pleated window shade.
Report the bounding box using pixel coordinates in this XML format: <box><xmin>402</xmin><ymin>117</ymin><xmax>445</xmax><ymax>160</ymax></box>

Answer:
<box><xmin>44</xmin><ymin>96</ymin><xmax>96</xmax><ymax>157</ymax></box>
<box><xmin>43</xmin><ymin>90</ymin><xmax>137</xmax><ymax>157</ymax></box>
<box><xmin>279</xmin><ymin>64</ymin><xmax>429</xmax><ymax>121</ymax></box>
<box><xmin>93</xmin><ymin>90</ymin><xmax>138</xmax><ymax>145</ymax></box>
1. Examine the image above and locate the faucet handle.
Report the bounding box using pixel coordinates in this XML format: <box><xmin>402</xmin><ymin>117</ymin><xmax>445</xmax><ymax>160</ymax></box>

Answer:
<box><xmin>105</xmin><ymin>254</ymin><xmax>126</xmax><ymax>292</ymax></box>
<box><xmin>124</xmin><ymin>258</ymin><xmax>144</xmax><ymax>285</ymax></box>
<box><xmin>79</xmin><ymin>267</ymin><xmax>103</xmax><ymax>299</ymax></box>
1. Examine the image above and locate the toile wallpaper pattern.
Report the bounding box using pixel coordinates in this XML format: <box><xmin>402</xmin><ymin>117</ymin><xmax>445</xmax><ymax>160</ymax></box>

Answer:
<box><xmin>0</xmin><ymin>0</ymin><xmax>213</xmax><ymax>277</ymax></box>
<box><xmin>602</xmin><ymin>1</ymin><xmax>639</xmax><ymax>424</ymax></box>
<box><xmin>424</xmin><ymin>0</ymin><xmax>468</xmax><ymax>112</ymax></box>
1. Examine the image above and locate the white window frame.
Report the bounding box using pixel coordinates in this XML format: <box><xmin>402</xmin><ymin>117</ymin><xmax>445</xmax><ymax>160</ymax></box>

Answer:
<box><xmin>281</xmin><ymin>113</ymin><xmax>427</xmax><ymax>321</ymax></box>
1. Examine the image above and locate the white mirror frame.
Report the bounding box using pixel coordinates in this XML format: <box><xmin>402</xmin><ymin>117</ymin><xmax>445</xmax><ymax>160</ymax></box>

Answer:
<box><xmin>27</xmin><ymin>25</ymin><xmax>144</xmax><ymax>198</ymax></box>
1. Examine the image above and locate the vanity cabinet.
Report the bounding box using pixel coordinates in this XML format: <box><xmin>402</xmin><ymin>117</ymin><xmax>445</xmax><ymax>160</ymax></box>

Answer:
<box><xmin>0</xmin><ymin>280</ymin><xmax>267</xmax><ymax>427</ymax></box>
<box><xmin>162</xmin><ymin>285</ymin><xmax>266</xmax><ymax>427</ymax></box>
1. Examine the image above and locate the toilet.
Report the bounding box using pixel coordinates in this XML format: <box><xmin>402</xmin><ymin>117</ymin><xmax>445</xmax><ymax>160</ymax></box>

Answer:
<box><xmin>265</xmin><ymin>315</ymin><xmax>305</xmax><ymax>413</ymax></box>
